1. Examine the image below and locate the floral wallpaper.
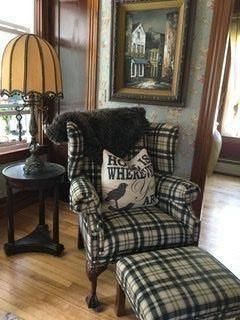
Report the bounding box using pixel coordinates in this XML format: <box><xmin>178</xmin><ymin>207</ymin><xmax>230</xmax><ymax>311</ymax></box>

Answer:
<box><xmin>97</xmin><ymin>0</ymin><xmax>214</xmax><ymax>178</ymax></box>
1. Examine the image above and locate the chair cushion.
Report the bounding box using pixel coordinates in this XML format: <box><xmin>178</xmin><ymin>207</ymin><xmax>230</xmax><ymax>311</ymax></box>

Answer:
<box><xmin>116</xmin><ymin>247</ymin><xmax>240</xmax><ymax>320</ymax></box>
<box><xmin>101</xmin><ymin>148</ymin><xmax>157</xmax><ymax>210</ymax></box>
<box><xmin>97</xmin><ymin>206</ymin><xmax>190</xmax><ymax>265</ymax></box>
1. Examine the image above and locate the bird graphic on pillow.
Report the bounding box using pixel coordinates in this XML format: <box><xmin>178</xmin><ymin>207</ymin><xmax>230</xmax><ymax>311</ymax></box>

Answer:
<box><xmin>105</xmin><ymin>183</ymin><xmax>134</xmax><ymax>210</ymax></box>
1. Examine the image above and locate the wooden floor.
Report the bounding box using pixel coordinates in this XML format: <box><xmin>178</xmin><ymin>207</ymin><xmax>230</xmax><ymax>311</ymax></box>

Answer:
<box><xmin>199</xmin><ymin>174</ymin><xmax>240</xmax><ymax>279</ymax></box>
<box><xmin>0</xmin><ymin>173</ymin><xmax>239</xmax><ymax>319</ymax></box>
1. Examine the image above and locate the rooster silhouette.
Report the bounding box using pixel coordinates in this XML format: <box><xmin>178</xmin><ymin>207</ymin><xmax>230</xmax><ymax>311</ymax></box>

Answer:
<box><xmin>105</xmin><ymin>183</ymin><xmax>128</xmax><ymax>209</ymax></box>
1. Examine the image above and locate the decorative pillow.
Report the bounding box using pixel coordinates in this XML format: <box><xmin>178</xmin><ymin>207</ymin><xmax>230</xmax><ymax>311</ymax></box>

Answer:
<box><xmin>101</xmin><ymin>148</ymin><xmax>157</xmax><ymax>211</ymax></box>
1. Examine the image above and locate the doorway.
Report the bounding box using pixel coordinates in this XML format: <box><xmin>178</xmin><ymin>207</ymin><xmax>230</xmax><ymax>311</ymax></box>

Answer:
<box><xmin>197</xmin><ymin>0</ymin><xmax>240</xmax><ymax>279</ymax></box>
<box><xmin>191</xmin><ymin>0</ymin><xmax>235</xmax><ymax>216</ymax></box>
<box><xmin>215</xmin><ymin>0</ymin><xmax>240</xmax><ymax>177</ymax></box>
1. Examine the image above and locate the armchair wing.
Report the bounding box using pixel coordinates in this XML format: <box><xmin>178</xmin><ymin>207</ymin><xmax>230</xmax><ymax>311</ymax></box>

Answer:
<box><xmin>155</xmin><ymin>174</ymin><xmax>201</xmax><ymax>242</ymax></box>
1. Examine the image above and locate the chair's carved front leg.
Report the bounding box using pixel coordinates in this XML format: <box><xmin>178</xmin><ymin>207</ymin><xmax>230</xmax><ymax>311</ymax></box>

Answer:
<box><xmin>86</xmin><ymin>262</ymin><xmax>107</xmax><ymax>312</ymax></box>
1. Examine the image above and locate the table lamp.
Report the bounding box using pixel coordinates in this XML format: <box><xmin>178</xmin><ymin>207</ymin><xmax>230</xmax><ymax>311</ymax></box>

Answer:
<box><xmin>0</xmin><ymin>34</ymin><xmax>63</xmax><ymax>175</ymax></box>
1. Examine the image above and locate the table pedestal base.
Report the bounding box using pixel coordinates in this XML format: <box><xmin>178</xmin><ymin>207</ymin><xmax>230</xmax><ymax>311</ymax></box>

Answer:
<box><xmin>4</xmin><ymin>224</ymin><xmax>64</xmax><ymax>256</ymax></box>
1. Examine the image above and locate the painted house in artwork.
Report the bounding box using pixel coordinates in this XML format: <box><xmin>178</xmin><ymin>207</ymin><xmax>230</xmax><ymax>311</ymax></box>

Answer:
<box><xmin>130</xmin><ymin>23</ymin><xmax>147</xmax><ymax>79</ymax></box>
<box><xmin>124</xmin><ymin>10</ymin><xmax>178</xmax><ymax>89</ymax></box>
<box><xmin>125</xmin><ymin>19</ymin><xmax>149</xmax><ymax>81</ymax></box>
<box><xmin>145</xmin><ymin>32</ymin><xmax>165</xmax><ymax>80</ymax></box>
<box><xmin>130</xmin><ymin>23</ymin><xmax>146</xmax><ymax>55</ymax></box>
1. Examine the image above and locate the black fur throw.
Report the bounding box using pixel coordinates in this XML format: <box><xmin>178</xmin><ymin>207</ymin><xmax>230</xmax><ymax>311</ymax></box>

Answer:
<box><xmin>46</xmin><ymin>107</ymin><xmax>149</xmax><ymax>164</ymax></box>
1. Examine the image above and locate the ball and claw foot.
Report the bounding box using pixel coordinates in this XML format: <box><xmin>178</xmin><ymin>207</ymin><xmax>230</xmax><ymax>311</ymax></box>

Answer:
<box><xmin>86</xmin><ymin>294</ymin><xmax>103</xmax><ymax>312</ymax></box>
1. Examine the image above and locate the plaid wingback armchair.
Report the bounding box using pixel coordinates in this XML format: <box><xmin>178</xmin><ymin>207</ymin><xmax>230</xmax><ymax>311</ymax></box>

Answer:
<box><xmin>67</xmin><ymin>118</ymin><xmax>200</xmax><ymax>310</ymax></box>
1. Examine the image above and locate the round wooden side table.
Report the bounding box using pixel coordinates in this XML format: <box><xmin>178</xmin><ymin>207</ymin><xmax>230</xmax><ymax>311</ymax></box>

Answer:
<box><xmin>2</xmin><ymin>161</ymin><xmax>65</xmax><ymax>256</ymax></box>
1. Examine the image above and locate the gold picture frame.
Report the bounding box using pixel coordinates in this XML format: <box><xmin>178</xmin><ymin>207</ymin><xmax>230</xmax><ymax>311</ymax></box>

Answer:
<box><xmin>110</xmin><ymin>0</ymin><xmax>196</xmax><ymax>106</ymax></box>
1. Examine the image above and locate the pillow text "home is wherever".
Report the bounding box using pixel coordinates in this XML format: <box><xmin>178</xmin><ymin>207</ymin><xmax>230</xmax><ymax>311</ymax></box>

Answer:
<box><xmin>101</xmin><ymin>149</ymin><xmax>157</xmax><ymax>211</ymax></box>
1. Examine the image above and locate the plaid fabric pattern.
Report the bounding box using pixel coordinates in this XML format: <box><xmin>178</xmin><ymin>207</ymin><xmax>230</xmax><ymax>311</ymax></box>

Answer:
<box><xmin>155</xmin><ymin>174</ymin><xmax>200</xmax><ymax>241</ymax></box>
<box><xmin>158</xmin><ymin>200</ymin><xmax>200</xmax><ymax>243</ymax></box>
<box><xmin>146</xmin><ymin>123</ymin><xmax>179</xmax><ymax>175</ymax></box>
<box><xmin>79</xmin><ymin>205</ymin><xmax>192</xmax><ymax>266</ymax></box>
<box><xmin>82</xmin><ymin>156</ymin><xmax>102</xmax><ymax>195</ymax></box>
<box><xmin>67</xmin><ymin>121</ymin><xmax>102</xmax><ymax>194</ymax></box>
<box><xmin>70</xmin><ymin>175</ymin><xmax>103</xmax><ymax>236</ymax></box>
<box><xmin>156</xmin><ymin>174</ymin><xmax>200</xmax><ymax>204</ymax></box>
<box><xmin>67</xmin><ymin>121</ymin><xmax>84</xmax><ymax>181</ymax></box>
<box><xmin>116</xmin><ymin>247</ymin><xmax>240</xmax><ymax>320</ymax></box>
<box><xmin>79</xmin><ymin>208</ymin><xmax>104</xmax><ymax>261</ymax></box>
<box><xmin>70</xmin><ymin>175</ymin><xmax>100</xmax><ymax>210</ymax></box>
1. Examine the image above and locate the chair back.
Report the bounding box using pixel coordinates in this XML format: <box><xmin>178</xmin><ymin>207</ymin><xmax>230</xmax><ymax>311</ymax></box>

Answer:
<box><xmin>67</xmin><ymin>121</ymin><xmax>179</xmax><ymax>195</ymax></box>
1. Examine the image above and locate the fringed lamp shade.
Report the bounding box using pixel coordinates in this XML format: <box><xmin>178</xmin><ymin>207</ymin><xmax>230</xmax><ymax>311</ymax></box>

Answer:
<box><xmin>0</xmin><ymin>34</ymin><xmax>63</xmax><ymax>175</ymax></box>
<box><xmin>1</xmin><ymin>34</ymin><xmax>63</xmax><ymax>98</ymax></box>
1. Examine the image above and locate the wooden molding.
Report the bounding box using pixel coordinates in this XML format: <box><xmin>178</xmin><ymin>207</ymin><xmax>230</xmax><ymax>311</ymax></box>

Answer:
<box><xmin>35</xmin><ymin>0</ymin><xmax>55</xmax><ymax>143</ymax></box>
<box><xmin>35</xmin><ymin>0</ymin><xmax>53</xmax><ymax>40</ymax></box>
<box><xmin>191</xmin><ymin>0</ymin><xmax>234</xmax><ymax>217</ymax></box>
<box><xmin>217</xmin><ymin>41</ymin><xmax>231</xmax><ymax>132</ymax></box>
<box><xmin>86</xmin><ymin>0</ymin><xmax>100</xmax><ymax>111</ymax></box>
<box><xmin>0</xmin><ymin>148</ymin><xmax>29</xmax><ymax>165</ymax></box>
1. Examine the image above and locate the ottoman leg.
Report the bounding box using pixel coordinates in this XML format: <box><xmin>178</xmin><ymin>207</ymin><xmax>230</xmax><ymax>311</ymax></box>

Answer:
<box><xmin>115</xmin><ymin>283</ymin><xmax>126</xmax><ymax>317</ymax></box>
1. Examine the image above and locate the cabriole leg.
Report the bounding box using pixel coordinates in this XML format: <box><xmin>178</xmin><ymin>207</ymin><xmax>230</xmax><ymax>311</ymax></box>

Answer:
<box><xmin>85</xmin><ymin>262</ymin><xmax>107</xmax><ymax>312</ymax></box>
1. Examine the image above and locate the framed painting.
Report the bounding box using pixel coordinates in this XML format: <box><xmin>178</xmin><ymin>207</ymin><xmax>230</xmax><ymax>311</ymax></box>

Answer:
<box><xmin>110</xmin><ymin>0</ymin><xmax>196</xmax><ymax>106</ymax></box>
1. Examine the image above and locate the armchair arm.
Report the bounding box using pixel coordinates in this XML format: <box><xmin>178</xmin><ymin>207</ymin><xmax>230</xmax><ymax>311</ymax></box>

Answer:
<box><xmin>155</xmin><ymin>174</ymin><xmax>200</xmax><ymax>242</ymax></box>
<box><xmin>70</xmin><ymin>175</ymin><xmax>106</xmax><ymax>260</ymax></box>
<box><xmin>155</xmin><ymin>174</ymin><xmax>200</xmax><ymax>204</ymax></box>
<box><xmin>69</xmin><ymin>176</ymin><xmax>102</xmax><ymax>233</ymax></box>
<box><xmin>70</xmin><ymin>175</ymin><xmax>100</xmax><ymax>210</ymax></box>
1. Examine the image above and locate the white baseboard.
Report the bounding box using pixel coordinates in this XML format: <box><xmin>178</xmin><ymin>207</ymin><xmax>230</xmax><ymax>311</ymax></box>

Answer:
<box><xmin>215</xmin><ymin>159</ymin><xmax>240</xmax><ymax>176</ymax></box>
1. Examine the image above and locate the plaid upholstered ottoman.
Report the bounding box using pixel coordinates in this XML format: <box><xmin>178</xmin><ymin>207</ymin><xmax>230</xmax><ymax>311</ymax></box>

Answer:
<box><xmin>115</xmin><ymin>247</ymin><xmax>240</xmax><ymax>320</ymax></box>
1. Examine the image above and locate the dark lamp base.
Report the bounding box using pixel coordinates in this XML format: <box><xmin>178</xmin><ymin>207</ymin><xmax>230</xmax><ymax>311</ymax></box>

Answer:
<box><xmin>23</xmin><ymin>153</ymin><xmax>45</xmax><ymax>175</ymax></box>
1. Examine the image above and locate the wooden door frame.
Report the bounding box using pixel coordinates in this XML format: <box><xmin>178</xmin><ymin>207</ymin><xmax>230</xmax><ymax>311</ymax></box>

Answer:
<box><xmin>191</xmin><ymin>0</ymin><xmax>235</xmax><ymax>217</ymax></box>
<box><xmin>86</xmin><ymin>0</ymin><xmax>99</xmax><ymax>111</ymax></box>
